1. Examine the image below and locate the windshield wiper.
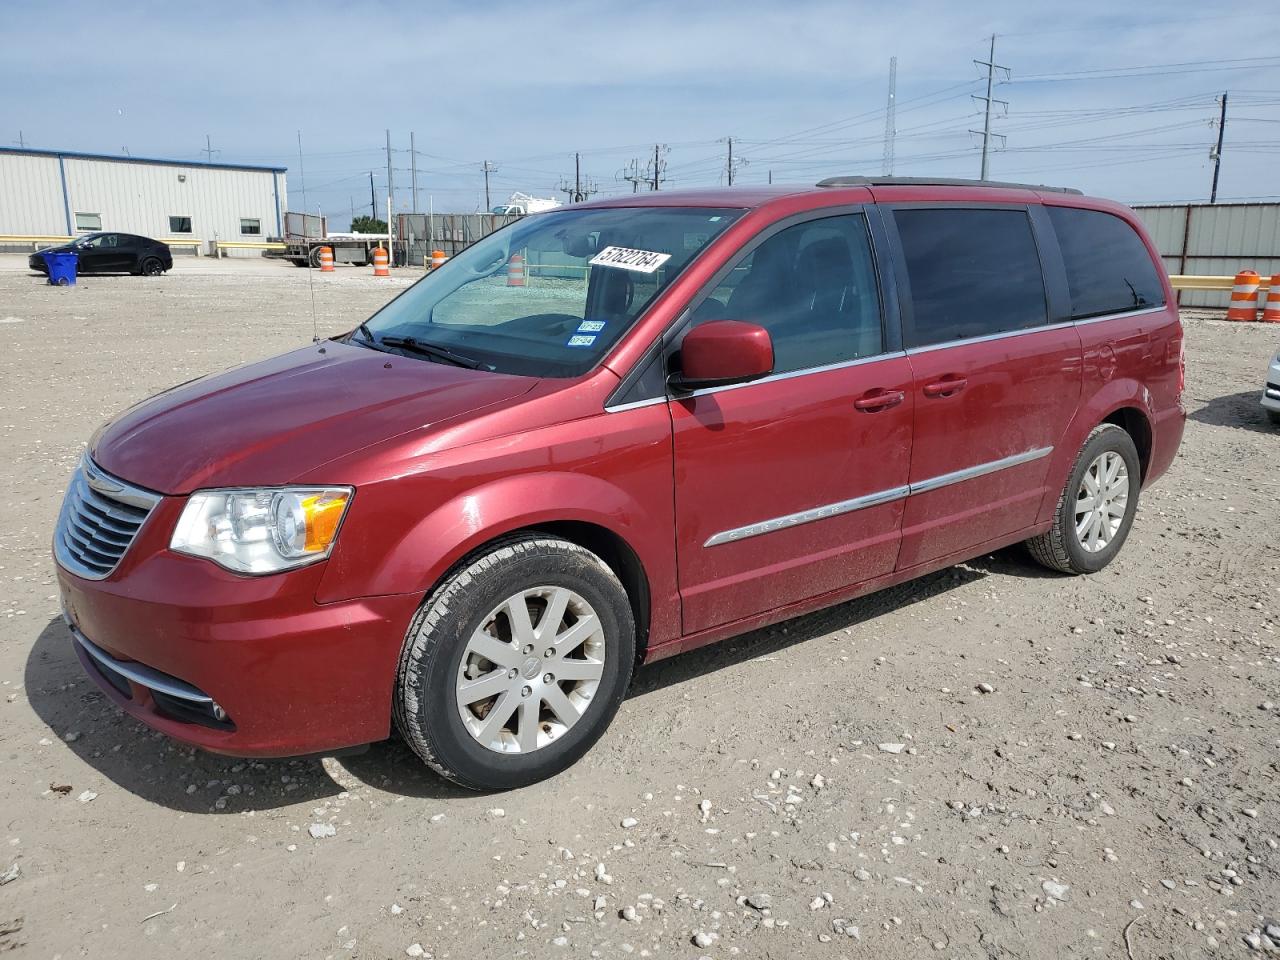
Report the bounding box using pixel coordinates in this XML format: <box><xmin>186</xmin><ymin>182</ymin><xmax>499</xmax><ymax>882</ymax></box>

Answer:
<box><xmin>347</xmin><ymin>322</ymin><xmax>388</xmax><ymax>353</ymax></box>
<box><xmin>378</xmin><ymin>334</ymin><xmax>483</xmax><ymax>369</ymax></box>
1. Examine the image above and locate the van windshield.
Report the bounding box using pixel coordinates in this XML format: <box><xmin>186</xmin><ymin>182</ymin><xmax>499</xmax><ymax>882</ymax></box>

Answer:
<box><xmin>359</xmin><ymin>207</ymin><xmax>743</xmax><ymax>377</ymax></box>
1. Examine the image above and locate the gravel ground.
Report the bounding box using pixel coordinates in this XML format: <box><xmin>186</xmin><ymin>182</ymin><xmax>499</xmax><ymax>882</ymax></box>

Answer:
<box><xmin>0</xmin><ymin>256</ymin><xmax>1277</xmax><ymax>959</ymax></box>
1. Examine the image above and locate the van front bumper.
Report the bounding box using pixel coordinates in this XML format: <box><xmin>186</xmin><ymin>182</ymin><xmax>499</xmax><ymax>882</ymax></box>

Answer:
<box><xmin>56</xmin><ymin>553</ymin><xmax>423</xmax><ymax>758</ymax></box>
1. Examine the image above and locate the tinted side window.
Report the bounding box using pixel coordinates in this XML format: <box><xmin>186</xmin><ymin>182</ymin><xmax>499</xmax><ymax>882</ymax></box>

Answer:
<box><xmin>1047</xmin><ymin>206</ymin><xmax>1165</xmax><ymax>319</ymax></box>
<box><xmin>894</xmin><ymin>208</ymin><xmax>1047</xmax><ymax>347</ymax></box>
<box><xmin>694</xmin><ymin>214</ymin><xmax>882</xmax><ymax>374</ymax></box>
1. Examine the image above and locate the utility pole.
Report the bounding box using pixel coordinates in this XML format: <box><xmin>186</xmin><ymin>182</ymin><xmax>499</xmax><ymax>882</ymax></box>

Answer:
<box><xmin>410</xmin><ymin>131</ymin><xmax>419</xmax><ymax>214</ymax></box>
<box><xmin>575</xmin><ymin>152</ymin><xmax>582</xmax><ymax>202</ymax></box>
<box><xmin>620</xmin><ymin>159</ymin><xmax>645</xmax><ymax>193</ymax></box>
<box><xmin>385</xmin><ymin>129</ymin><xmax>395</xmax><ymax>220</ymax></box>
<box><xmin>202</xmin><ymin>134</ymin><xmax>218</xmax><ymax>164</ymax></box>
<box><xmin>369</xmin><ymin>172</ymin><xmax>377</xmax><ymax>219</ymax></box>
<box><xmin>1210</xmin><ymin>91</ymin><xmax>1228</xmax><ymax>204</ymax></box>
<box><xmin>727</xmin><ymin>137</ymin><xmax>734</xmax><ymax>186</ymax></box>
<box><xmin>297</xmin><ymin>130</ymin><xmax>307</xmax><ymax>214</ymax></box>
<box><xmin>648</xmin><ymin>145</ymin><xmax>667</xmax><ymax>191</ymax></box>
<box><xmin>481</xmin><ymin>160</ymin><xmax>497</xmax><ymax>211</ymax></box>
<box><xmin>971</xmin><ymin>35</ymin><xmax>1009</xmax><ymax>180</ymax></box>
<box><xmin>16</xmin><ymin>130</ymin><xmax>25</xmax><ymax>148</ymax></box>
<box><xmin>882</xmin><ymin>57</ymin><xmax>897</xmax><ymax>175</ymax></box>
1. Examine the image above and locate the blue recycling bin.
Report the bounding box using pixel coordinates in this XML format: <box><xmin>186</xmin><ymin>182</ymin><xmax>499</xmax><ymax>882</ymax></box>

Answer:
<box><xmin>42</xmin><ymin>251</ymin><xmax>78</xmax><ymax>286</ymax></box>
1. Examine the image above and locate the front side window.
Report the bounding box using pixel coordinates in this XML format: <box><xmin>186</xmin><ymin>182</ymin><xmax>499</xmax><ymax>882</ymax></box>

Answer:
<box><xmin>240</xmin><ymin>218</ymin><xmax>262</xmax><ymax>236</ymax></box>
<box><xmin>169</xmin><ymin>215</ymin><xmax>193</xmax><ymax>234</ymax></box>
<box><xmin>1047</xmin><ymin>206</ymin><xmax>1165</xmax><ymax>319</ymax></box>
<box><xmin>691</xmin><ymin>214</ymin><xmax>883</xmax><ymax>374</ymax></box>
<box><xmin>362</xmin><ymin>206</ymin><xmax>742</xmax><ymax>377</ymax></box>
<box><xmin>77</xmin><ymin>233</ymin><xmax>117</xmax><ymax>248</ymax></box>
<box><xmin>75</xmin><ymin>212</ymin><xmax>101</xmax><ymax>231</ymax></box>
<box><xmin>894</xmin><ymin>207</ymin><xmax>1047</xmax><ymax>348</ymax></box>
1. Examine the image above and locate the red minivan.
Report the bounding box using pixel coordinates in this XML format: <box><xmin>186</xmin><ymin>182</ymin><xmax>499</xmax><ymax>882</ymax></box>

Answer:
<box><xmin>54</xmin><ymin>178</ymin><xmax>1184</xmax><ymax>789</ymax></box>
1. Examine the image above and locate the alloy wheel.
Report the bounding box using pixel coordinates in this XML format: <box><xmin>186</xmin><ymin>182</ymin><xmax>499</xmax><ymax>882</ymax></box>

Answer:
<box><xmin>455</xmin><ymin>586</ymin><xmax>606</xmax><ymax>754</ymax></box>
<box><xmin>1074</xmin><ymin>451</ymin><xmax>1129</xmax><ymax>553</ymax></box>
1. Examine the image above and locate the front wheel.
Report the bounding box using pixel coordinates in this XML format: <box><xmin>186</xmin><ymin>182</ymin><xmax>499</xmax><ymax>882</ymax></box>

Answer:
<box><xmin>1026</xmin><ymin>423</ymin><xmax>1141</xmax><ymax>574</ymax></box>
<box><xmin>394</xmin><ymin>536</ymin><xmax>636</xmax><ymax>790</ymax></box>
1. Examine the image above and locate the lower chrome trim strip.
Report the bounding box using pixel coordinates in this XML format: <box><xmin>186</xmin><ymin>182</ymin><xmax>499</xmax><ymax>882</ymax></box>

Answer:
<box><xmin>908</xmin><ymin>445</ymin><xmax>1053</xmax><ymax>495</ymax></box>
<box><xmin>704</xmin><ymin>485</ymin><xmax>910</xmax><ymax>547</ymax></box>
<box><xmin>67</xmin><ymin>617</ymin><xmax>213</xmax><ymax>705</ymax></box>
<box><xmin>702</xmin><ymin>445</ymin><xmax>1053</xmax><ymax>547</ymax></box>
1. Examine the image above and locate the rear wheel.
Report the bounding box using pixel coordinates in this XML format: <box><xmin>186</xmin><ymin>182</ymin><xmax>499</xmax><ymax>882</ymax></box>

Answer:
<box><xmin>1026</xmin><ymin>423</ymin><xmax>1140</xmax><ymax>574</ymax></box>
<box><xmin>140</xmin><ymin>257</ymin><xmax>164</xmax><ymax>276</ymax></box>
<box><xmin>394</xmin><ymin>536</ymin><xmax>636</xmax><ymax>790</ymax></box>
<box><xmin>308</xmin><ymin>246</ymin><xmax>325</xmax><ymax>268</ymax></box>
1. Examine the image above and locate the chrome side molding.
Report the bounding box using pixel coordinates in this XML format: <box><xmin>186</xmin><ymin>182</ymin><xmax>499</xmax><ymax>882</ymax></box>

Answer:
<box><xmin>703</xmin><ymin>445</ymin><xmax>1053</xmax><ymax>547</ymax></box>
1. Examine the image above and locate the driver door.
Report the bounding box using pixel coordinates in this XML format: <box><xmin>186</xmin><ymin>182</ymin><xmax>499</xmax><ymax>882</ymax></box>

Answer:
<box><xmin>670</xmin><ymin>212</ymin><xmax>913</xmax><ymax>635</ymax></box>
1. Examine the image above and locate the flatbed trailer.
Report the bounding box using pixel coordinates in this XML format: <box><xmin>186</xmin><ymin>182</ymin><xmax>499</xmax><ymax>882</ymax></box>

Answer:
<box><xmin>267</xmin><ymin>212</ymin><xmax>391</xmax><ymax>267</ymax></box>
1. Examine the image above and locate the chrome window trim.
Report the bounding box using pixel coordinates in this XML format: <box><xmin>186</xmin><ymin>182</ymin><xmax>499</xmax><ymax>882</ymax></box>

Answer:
<box><xmin>1070</xmin><ymin>305</ymin><xmax>1166</xmax><ymax>326</ymax></box>
<box><xmin>604</xmin><ymin>351</ymin><xmax>908</xmax><ymax>412</ymax></box>
<box><xmin>66</xmin><ymin>616</ymin><xmax>213</xmax><ymax>705</ymax></box>
<box><xmin>702</xmin><ymin>445</ymin><xmax>1053</xmax><ymax>547</ymax></box>
<box><xmin>903</xmin><ymin>306</ymin><xmax>1168</xmax><ymax>356</ymax></box>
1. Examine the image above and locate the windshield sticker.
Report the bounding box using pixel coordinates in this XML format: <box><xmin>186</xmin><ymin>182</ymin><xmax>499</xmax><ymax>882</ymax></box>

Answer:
<box><xmin>589</xmin><ymin>245</ymin><xmax>672</xmax><ymax>274</ymax></box>
<box><xmin>567</xmin><ymin>334</ymin><xmax>597</xmax><ymax>348</ymax></box>
<box><xmin>577</xmin><ymin>320</ymin><xmax>606</xmax><ymax>333</ymax></box>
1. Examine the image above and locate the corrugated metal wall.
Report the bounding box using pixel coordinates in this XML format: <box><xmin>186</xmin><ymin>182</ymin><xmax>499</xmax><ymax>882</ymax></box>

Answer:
<box><xmin>0</xmin><ymin>153</ymin><xmax>68</xmax><ymax>235</ymax></box>
<box><xmin>0</xmin><ymin>151</ymin><xmax>286</xmax><ymax>256</ymax></box>
<box><xmin>398</xmin><ymin>213</ymin><xmax>522</xmax><ymax>265</ymax></box>
<box><xmin>1132</xmin><ymin>202</ymin><xmax>1280</xmax><ymax>309</ymax></box>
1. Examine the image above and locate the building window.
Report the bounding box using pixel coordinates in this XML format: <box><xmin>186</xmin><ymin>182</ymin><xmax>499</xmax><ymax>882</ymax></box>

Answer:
<box><xmin>75</xmin><ymin>213</ymin><xmax>102</xmax><ymax>232</ymax></box>
<box><xmin>240</xmin><ymin>218</ymin><xmax>262</xmax><ymax>236</ymax></box>
<box><xmin>169</xmin><ymin>215</ymin><xmax>193</xmax><ymax>234</ymax></box>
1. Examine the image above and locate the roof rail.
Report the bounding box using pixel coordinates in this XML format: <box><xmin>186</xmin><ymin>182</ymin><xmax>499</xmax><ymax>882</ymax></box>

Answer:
<box><xmin>816</xmin><ymin>175</ymin><xmax>1082</xmax><ymax>196</ymax></box>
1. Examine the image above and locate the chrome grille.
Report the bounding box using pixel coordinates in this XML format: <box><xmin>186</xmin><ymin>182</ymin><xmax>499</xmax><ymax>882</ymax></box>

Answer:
<box><xmin>55</xmin><ymin>456</ymin><xmax>161</xmax><ymax>580</ymax></box>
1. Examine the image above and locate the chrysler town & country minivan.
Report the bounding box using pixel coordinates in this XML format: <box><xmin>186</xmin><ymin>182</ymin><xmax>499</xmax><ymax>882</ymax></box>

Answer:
<box><xmin>54</xmin><ymin>177</ymin><xmax>1184</xmax><ymax>789</ymax></box>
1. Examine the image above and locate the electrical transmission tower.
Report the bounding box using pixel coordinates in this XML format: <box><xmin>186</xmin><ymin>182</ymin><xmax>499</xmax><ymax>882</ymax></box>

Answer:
<box><xmin>619</xmin><ymin>158</ymin><xmax>647</xmax><ymax>193</ymax></box>
<box><xmin>882</xmin><ymin>57</ymin><xmax>897</xmax><ymax>175</ymax></box>
<box><xmin>970</xmin><ymin>35</ymin><xmax>1009</xmax><ymax>180</ymax></box>
<box><xmin>559</xmin><ymin>153</ymin><xmax>598</xmax><ymax>202</ymax></box>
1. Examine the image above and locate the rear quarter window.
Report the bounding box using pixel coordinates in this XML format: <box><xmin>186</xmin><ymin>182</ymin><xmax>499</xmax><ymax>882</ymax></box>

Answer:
<box><xmin>893</xmin><ymin>207</ymin><xmax>1048</xmax><ymax>348</ymax></box>
<box><xmin>1047</xmin><ymin>206</ymin><xmax>1166</xmax><ymax>319</ymax></box>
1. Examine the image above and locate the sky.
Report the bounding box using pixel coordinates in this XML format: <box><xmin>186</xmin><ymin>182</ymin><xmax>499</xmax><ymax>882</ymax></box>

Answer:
<box><xmin>4</xmin><ymin>1</ymin><xmax>1279</xmax><ymax>229</ymax></box>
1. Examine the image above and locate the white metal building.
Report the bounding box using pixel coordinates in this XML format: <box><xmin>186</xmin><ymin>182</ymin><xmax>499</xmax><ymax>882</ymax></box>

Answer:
<box><xmin>0</xmin><ymin>147</ymin><xmax>286</xmax><ymax>255</ymax></box>
<box><xmin>1132</xmin><ymin>201</ymin><xmax>1280</xmax><ymax>309</ymax></box>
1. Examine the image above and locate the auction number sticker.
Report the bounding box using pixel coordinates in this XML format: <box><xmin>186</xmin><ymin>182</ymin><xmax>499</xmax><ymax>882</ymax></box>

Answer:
<box><xmin>589</xmin><ymin>246</ymin><xmax>672</xmax><ymax>274</ymax></box>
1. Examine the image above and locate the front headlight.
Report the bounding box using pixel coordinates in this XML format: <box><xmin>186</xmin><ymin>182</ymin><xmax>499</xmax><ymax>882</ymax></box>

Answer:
<box><xmin>170</xmin><ymin>487</ymin><xmax>353</xmax><ymax>574</ymax></box>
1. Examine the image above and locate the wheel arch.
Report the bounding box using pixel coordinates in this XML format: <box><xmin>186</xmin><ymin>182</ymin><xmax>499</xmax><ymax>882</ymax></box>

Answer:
<box><xmin>1101</xmin><ymin>405</ymin><xmax>1152</xmax><ymax>482</ymax></box>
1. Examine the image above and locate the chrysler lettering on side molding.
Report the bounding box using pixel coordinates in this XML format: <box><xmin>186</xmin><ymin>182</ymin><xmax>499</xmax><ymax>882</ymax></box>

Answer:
<box><xmin>54</xmin><ymin>178</ymin><xmax>1185</xmax><ymax>790</ymax></box>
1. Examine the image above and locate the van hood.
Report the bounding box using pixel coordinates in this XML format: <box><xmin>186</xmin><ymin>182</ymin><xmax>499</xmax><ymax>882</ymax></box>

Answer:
<box><xmin>91</xmin><ymin>342</ymin><xmax>537</xmax><ymax>494</ymax></box>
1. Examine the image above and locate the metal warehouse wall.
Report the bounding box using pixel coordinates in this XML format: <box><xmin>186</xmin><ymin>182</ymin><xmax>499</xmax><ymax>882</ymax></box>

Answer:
<box><xmin>0</xmin><ymin>150</ymin><xmax>287</xmax><ymax>256</ymax></box>
<box><xmin>1132</xmin><ymin>202</ymin><xmax>1280</xmax><ymax>309</ymax></box>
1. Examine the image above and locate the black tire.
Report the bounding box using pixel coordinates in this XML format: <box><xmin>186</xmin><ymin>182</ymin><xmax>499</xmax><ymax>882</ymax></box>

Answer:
<box><xmin>394</xmin><ymin>535</ymin><xmax>636</xmax><ymax>790</ymax></box>
<box><xmin>1267</xmin><ymin>409</ymin><xmax>1280</xmax><ymax>426</ymax></box>
<box><xmin>140</xmin><ymin>257</ymin><xmax>164</xmax><ymax>277</ymax></box>
<box><xmin>1026</xmin><ymin>423</ymin><xmax>1141</xmax><ymax>575</ymax></box>
<box><xmin>308</xmin><ymin>246</ymin><xmax>324</xmax><ymax>268</ymax></box>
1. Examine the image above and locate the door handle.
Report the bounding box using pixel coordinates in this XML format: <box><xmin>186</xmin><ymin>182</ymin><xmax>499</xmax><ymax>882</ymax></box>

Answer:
<box><xmin>922</xmin><ymin>376</ymin><xmax>968</xmax><ymax>398</ymax></box>
<box><xmin>853</xmin><ymin>389</ymin><xmax>905</xmax><ymax>412</ymax></box>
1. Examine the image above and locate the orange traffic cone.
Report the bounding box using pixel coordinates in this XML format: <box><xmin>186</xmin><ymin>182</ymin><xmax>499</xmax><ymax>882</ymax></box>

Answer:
<box><xmin>372</xmin><ymin>247</ymin><xmax>390</xmax><ymax>278</ymax></box>
<box><xmin>1226</xmin><ymin>270</ymin><xmax>1260</xmax><ymax>321</ymax></box>
<box><xmin>506</xmin><ymin>253</ymin><xmax>525</xmax><ymax>287</ymax></box>
<box><xmin>1262</xmin><ymin>275</ymin><xmax>1280</xmax><ymax>323</ymax></box>
<box><xmin>319</xmin><ymin>246</ymin><xmax>334</xmax><ymax>272</ymax></box>
<box><xmin>431</xmin><ymin>250</ymin><xmax>447</xmax><ymax>270</ymax></box>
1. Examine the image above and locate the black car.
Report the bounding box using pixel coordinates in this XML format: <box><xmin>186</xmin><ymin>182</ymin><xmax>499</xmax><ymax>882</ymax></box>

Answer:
<box><xmin>30</xmin><ymin>232</ymin><xmax>173</xmax><ymax>276</ymax></box>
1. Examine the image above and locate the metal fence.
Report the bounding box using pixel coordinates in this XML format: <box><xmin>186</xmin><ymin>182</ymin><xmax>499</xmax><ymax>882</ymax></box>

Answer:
<box><xmin>397</xmin><ymin>213</ymin><xmax>522</xmax><ymax>267</ymax></box>
<box><xmin>1132</xmin><ymin>202</ymin><xmax>1280</xmax><ymax>309</ymax></box>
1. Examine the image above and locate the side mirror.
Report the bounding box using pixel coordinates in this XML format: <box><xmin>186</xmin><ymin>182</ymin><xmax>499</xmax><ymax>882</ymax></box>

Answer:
<box><xmin>669</xmin><ymin>320</ymin><xmax>774</xmax><ymax>392</ymax></box>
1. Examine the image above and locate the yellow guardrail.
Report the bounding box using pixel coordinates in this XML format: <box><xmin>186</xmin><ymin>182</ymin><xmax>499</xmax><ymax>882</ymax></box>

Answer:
<box><xmin>0</xmin><ymin>234</ymin><xmax>74</xmax><ymax>248</ymax></box>
<box><xmin>1169</xmin><ymin>274</ymin><xmax>1272</xmax><ymax>291</ymax></box>
<box><xmin>159</xmin><ymin>238</ymin><xmax>203</xmax><ymax>248</ymax></box>
<box><xmin>213</xmin><ymin>240</ymin><xmax>288</xmax><ymax>255</ymax></box>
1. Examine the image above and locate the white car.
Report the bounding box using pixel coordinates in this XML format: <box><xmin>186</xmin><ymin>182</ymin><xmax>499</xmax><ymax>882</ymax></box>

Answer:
<box><xmin>1264</xmin><ymin>344</ymin><xmax>1280</xmax><ymax>425</ymax></box>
